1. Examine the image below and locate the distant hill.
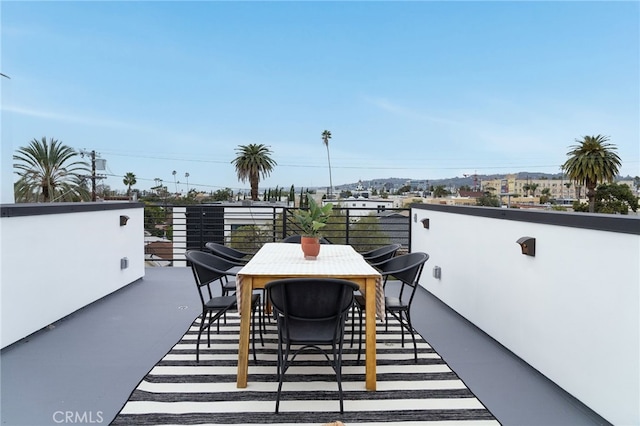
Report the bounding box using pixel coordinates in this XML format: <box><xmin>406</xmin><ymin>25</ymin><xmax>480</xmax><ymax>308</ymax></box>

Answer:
<box><xmin>334</xmin><ymin>173</ymin><xmax>562</xmax><ymax>191</ymax></box>
<box><xmin>333</xmin><ymin>172</ymin><xmax>636</xmax><ymax>191</ymax></box>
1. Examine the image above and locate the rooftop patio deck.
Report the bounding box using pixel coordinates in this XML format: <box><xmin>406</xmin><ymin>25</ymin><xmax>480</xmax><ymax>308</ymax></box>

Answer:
<box><xmin>1</xmin><ymin>267</ymin><xmax>609</xmax><ymax>425</ymax></box>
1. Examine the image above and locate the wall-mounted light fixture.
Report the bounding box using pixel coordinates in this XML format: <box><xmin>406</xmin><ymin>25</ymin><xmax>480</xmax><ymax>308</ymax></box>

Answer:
<box><xmin>120</xmin><ymin>215</ymin><xmax>130</xmax><ymax>226</ymax></box>
<box><xmin>433</xmin><ymin>266</ymin><xmax>441</xmax><ymax>279</ymax></box>
<box><xmin>421</xmin><ymin>218</ymin><xmax>430</xmax><ymax>229</ymax></box>
<box><xmin>516</xmin><ymin>237</ymin><xmax>535</xmax><ymax>256</ymax></box>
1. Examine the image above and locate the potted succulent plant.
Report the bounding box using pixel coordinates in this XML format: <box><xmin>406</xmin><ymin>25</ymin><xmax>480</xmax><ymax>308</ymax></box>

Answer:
<box><xmin>293</xmin><ymin>196</ymin><xmax>333</xmax><ymax>259</ymax></box>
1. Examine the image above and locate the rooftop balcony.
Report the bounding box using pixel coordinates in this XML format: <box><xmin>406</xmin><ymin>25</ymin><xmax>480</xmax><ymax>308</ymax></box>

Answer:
<box><xmin>1</xmin><ymin>202</ymin><xmax>637</xmax><ymax>425</ymax></box>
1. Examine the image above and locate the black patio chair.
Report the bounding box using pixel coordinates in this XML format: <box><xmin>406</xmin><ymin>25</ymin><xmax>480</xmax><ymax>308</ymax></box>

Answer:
<box><xmin>186</xmin><ymin>250</ymin><xmax>263</xmax><ymax>363</ymax></box>
<box><xmin>352</xmin><ymin>252</ymin><xmax>429</xmax><ymax>362</ymax></box>
<box><xmin>204</xmin><ymin>244</ymin><xmax>271</xmax><ymax>328</ymax></box>
<box><xmin>196</xmin><ymin>251</ymin><xmax>244</xmax><ymax>297</ymax></box>
<box><xmin>266</xmin><ymin>278</ymin><xmax>359</xmax><ymax>414</ymax></box>
<box><xmin>199</xmin><ymin>249</ymin><xmax>268</xmax><ymax>324</ymax></box>
<box><xmin>205</xmin><ymin>242</ymin><xmax>252</xmax><ymax>265</ymax></box>
<box><xmin>361</xmin><ymin>243</ymin><xmax>402</xmax><ymax>265</ymax></box>
<box><xmin>205</xmin><ymin>246</ymin><xmax>272</xmax><ymax>334</ymax></box>
<box><xmin>349</xmin><ymin>244</ymin><xmax>401</xmax><ymax>332</ymax></box>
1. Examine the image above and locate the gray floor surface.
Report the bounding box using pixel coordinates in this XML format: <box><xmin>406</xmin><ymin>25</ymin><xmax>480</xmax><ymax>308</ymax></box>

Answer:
<box><xmin>0</xmin><ymin>267</ymin><xmax>610</xmax><ymax>425</ymax></box>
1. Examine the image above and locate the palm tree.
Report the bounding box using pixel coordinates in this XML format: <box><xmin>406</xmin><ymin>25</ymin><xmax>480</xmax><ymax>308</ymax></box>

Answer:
<box><xmin>433</xmin><ymin>185</ymin><xmax>450</xmax><ymax>198</ymax></box>
<box><xmin>322</xmin><ymin>130</ymin><xmax>333</xmax><ymax>199</ymax></box>
<box><xmin>562</xmin><ymin>135</ymin><xmax>621</xmax><ymax>213</ymax></box>
<box><xmin>172</xmin><ymin>170</ymin><xmax>177</xmax><ymax>195</ymax></box>
<box><xmin>232</xmin><ymin>144</ymin><xmax>277</xmax><ymax>201</ymax></box>
<box><xmin>123</xmin><ymin>172</ymin><xmax>137</xmax><ymax>197</ymax></box>
<box><xmin>13</xmin><ymin>137</ymin><xmax>90</xmax><ymax>202</ymax></box>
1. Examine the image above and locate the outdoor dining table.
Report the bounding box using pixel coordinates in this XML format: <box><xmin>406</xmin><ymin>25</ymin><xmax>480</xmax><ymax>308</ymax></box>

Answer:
<box><xmin>235</xmin><ymin>242</ymin><xmax>384</xmax><ymax>391</ymax></box>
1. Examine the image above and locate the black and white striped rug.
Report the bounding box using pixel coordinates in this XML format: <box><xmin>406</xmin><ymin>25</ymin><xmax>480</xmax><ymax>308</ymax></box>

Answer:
<box><xmin>113</xmin><ymin>313</ymin><xmax>499</xmax><ymax>425</ymax></box>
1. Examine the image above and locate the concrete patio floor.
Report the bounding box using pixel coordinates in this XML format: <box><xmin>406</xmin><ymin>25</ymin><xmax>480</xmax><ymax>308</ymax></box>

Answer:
<box><xmin>1</xmin><ymin>267</ymin><xmax>610</xmax><ymax>425</ymax></box>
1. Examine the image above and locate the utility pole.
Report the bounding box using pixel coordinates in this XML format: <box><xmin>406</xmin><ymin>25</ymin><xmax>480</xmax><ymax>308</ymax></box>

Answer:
<box><xmin>80</xmin><ymin>149</ymin><xmax>105</xmax><ymax>201</ymax></box>
<box><xmin>90</xmin><ymin>150</ymin><xmax>97</xmax><ymax>201</ymax></box>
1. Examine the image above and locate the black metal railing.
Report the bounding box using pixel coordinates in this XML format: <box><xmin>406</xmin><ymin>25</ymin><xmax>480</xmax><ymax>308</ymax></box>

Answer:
<box><xmin>144</xmin><ymin>203</ymin><xmax>412</xmax><ymax>265</ymax></box>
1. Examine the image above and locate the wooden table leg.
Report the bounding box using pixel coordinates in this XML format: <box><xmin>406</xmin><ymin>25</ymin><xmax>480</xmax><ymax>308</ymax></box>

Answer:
<box><xmin>236</xmin><ymin>276</ymin><xmax>252</xmax><ymax>388</ymax></box>
<box><xmin>364</xmin><ymin>277</ymin><xmax>377</xmax><ymax>391</ymax></box>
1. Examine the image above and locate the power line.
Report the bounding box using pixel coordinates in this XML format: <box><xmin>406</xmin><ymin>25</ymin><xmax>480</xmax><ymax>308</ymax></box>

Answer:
<box><xmin>96</xmin><ymin>148</ymin><xmax>639</xmax><ymax>175</ymax></box>
<box><xmin>96</xmin><ymin>149</ymin><xmax>639</xmax><ymax>193</ymax></box>
<box><xmin>101</xmin><ymin>172</ymin><xmax>251</xmax><ymax>192</ymax></box>
<box><xmin>95</xmin><ymin>150</ymin><xmax>582</xmax><ymax>172</ymax></box>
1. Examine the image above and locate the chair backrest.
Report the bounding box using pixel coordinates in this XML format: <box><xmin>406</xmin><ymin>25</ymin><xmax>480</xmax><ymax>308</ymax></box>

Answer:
<box><xmin>376</xmin><ymin>252</ymin><xmax>429</xmax><ymax>304</ymax></box>
<box><xmin>186</xmin><ymin>250</ymin><xmax>227</xmax><ymax>285</ymax></box>
<box><xmin>281</xmin><ymin>234</ymin><xmax>301</xmax><ymax>244</ymax></box>
<box><xmin>266</xmin><ymin>278</ymin><xmax>358</xmax><ymax>339</ymax></box>
<box><xmin>186</xmin><ymin>250</ymin><xmax>235</xmax><ymax>306</ymax></box>
<box><xmin>205</xmin><ymin>242</ymin><xmax>247</xmax><ymax>264</ymax></box>
<box><xmin>363</xmin><ymin>243</ymin><xmax>402</xmax><ymax>264</ymax></box>
<box><xmin>376</xmin><ymin>252</ymin><xmax>429</xmax><ymax>308</ymax></box>
<box><xmin>282</xmin><ymin>234</ymin><xmax>331</xmax><ymax>244</ymax></box>
<box><xmin>196</xmin><ymin>250</ymin><xmax>242</xmax><ymax>273</ymax></box>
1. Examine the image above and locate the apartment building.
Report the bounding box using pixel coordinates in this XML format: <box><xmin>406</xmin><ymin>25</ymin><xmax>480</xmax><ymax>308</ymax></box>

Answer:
<box><xmin>481</xmin><ymin>174</ymin><xmax>637</xmax><ymax>201</ymax></box>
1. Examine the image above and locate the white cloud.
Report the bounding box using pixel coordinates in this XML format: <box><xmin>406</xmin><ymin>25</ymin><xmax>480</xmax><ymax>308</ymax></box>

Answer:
<box><xmin>364</xmin><ymin>96</ymin><xmax>464</xmax><ymax>127</ymax></box>
<box><xmin>2</xmin><ymin>104</ymin><xmax>145</xmax><ymax>130</ymax></box>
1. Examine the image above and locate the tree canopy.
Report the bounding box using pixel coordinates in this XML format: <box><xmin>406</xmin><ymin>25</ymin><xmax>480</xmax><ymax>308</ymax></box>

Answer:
<box><xmin>562</xmin><ymin>135</ymin><xmax>621</xmax><ymax>212</ymax></box>
<box><xmin>123</xmin><ymin>172</ymin><xmax>137</xmax><ymax>197</ymax></box>
<box><xmin>13</xmin><ymin>137</ymin><xmax>90</xmax><ymax>202</ymax></box>
<box><xmin>573</xmin><ymin>182</ymin><xmax>638</xmax><ymax>214</ymax></box>
<box><xmin>231</xmin><ymin>144</ymin><xmax>277</xmax><ymax>201</ymax></box>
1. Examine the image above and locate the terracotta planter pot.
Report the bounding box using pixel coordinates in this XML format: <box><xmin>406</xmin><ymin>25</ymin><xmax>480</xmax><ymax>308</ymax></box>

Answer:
<box><xmin>300</xmin><ymin>236</ymin><xmax>321</xmax><ymax>260</ymax></box>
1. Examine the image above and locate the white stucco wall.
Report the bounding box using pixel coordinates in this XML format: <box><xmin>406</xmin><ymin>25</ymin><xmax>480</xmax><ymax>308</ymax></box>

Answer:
<box><xmin>411</xmin><ymin>207</ymin><xmax>639</xmax><ymax>426</ymax></box>
<box><xmin>1</xmin><ymin>204</ymin><xmax>145</xmax><ymax>348</ymax></box>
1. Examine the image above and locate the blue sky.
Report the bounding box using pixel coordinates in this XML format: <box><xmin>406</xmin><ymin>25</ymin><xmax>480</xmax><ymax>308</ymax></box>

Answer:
<box><xmin>2</xmin><ymin>1</ymin><xmax>639</xmax><ymax>195</ymax></box>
